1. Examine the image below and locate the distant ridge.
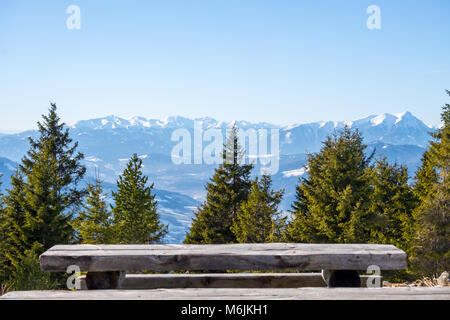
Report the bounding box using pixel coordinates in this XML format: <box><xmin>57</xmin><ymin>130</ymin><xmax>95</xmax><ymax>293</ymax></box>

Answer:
<box><xmin>0</xmin><ymin>111</ymin><xmax>431</xmax><ymax>243</ymax></box>
<box><xmin>0</xmin><ymin>111</ymin><xmax>434</xmax><ymax>162</ymax></box>
<box><xmin>66</xmin><ymin>111</ymin><xmax>432</xmax><ymax>132</ymax></box>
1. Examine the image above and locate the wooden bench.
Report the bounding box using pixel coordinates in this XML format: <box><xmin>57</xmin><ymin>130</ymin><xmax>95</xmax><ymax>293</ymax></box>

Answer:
<box><xmin>39</xmin><ymin>243</ymin><xmax>406</xmax><ymax>289</ymax></box>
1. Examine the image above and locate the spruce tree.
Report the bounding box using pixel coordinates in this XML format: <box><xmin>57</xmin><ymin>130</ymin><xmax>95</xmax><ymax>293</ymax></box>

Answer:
<box><xmin>285</xmin><ymin>176</ymin><xmax>311</xmax><ymax>242</ymax></box>
<box><xmin>16</xmin><ymin>103</ymin><xmax>86</xmax><ymax>251</ymax></box>
<box><xmin>0</xmin><ymin>174</ymin><xmax>3</xmax><ymax>206</ymax></box>
<box><xmin>1</xmin><ymin>104</ymin><xmax>85</xmax><ymax>269</ymax></box>
<box><xmin>411</xmin><ymin>91</ymin><xmax>450</xmax><ymax>276</ymax></box>
<box><xmin>0</xmin><ymin>175</ymin><xmax>6</xmax><ymax>283</ymax></box>
<box><xmin>414</xmin><ymin>150</ymin><xmax>440</xmax><ymax>203</ymax></box>
<box><xmin>184</xmin><ymin>126</ymin><xmax>253</xmax><ymax>244</ymax></box>
<box><xmin>112</xmin><ymin>153</ymin><xmax>168</xmax><ymax>244</ymax></box>
<box><xmin>366</xmin><ymin>158</ymin><xmax>417</xmax><ymax>250</ymax></box>
<box><xmin>231</xmin><ymin>174</ymin><xmax>285</xmax><ymax>243</ymax></box>
<box><xmin>0</xmin><ymin>171</ymin><xmax>27</xmax><ymax>281</ymax></box>
<box><xmin>414</xmin><ymin>91</ymin><xmax>450</xmax><ymax>202</ymax></box>
<box><xmin>286</xmin><ymin>127</ymin><xmax>374</xmax><ymax>243</ymax></box>
<box><xmin>9</xmin><ymin>243</ymin><xmax>57</xmax><ymax>291</ymax></box>
<box><xmin>72</xmin><ymin>177</ymin><xmax>113</xmax><ymax>244</ymax></box>
<box><xmin>0</xmin><ymin>104</ymin><xmax>86</xmax><ymax>287</ymax></box>
<box><xmin>411</xmin><ymin>181</ymin><xmax>449</xmax><ymax>275</ymax></box>
<box><xmin>0</xmin><ymin>176</ymin><xmax>3</xmax><ymax>237</ymax></box>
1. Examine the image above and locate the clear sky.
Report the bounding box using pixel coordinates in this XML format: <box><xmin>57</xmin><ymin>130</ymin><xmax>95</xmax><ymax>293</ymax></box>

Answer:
<box><xmin>0</xmin><ymin>0</ymin><xmax>449</xmax><ymax>132</ymax></box>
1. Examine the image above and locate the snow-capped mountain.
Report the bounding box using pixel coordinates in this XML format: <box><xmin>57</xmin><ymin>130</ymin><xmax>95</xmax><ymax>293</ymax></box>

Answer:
<box><xmin>0</xmin><ymin>111</ymin><xmax>432</xmax><ymax>242</ymax></box>
<box><xmin>69</xmin><ymin>115</ymin><xmax>279</xmax><ymax>131</ymax></box>
<box><xmin>0</xmin><ymin>111</ymin><xmax>431</xmax><ymax>162</ymax></box>
<box><xmin>280</xmin><ymin>111</ymin><xmax>432</xmax><ymax>154</ymax></box>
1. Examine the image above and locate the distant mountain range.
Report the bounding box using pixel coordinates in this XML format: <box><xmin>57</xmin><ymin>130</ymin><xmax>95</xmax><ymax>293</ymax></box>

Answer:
<box><xmin>0</xmin><ymin>112</ymin><xmax>434</xmax><ymax>243</ymax></box>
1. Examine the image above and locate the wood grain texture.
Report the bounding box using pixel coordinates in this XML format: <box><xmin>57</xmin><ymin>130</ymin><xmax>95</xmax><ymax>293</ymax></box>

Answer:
<box><xmin>40</xmin><ymin>243</ymin><xmax>407</xmax><ymax>272</ymax></box>
<box><xmin>2</xmin><ymin>287</ymin><xmax>449</xmax><ymax>300</ymax></box>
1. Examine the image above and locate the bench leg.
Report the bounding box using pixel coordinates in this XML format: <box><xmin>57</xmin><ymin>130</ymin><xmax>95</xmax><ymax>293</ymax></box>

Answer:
<box><xmin>85</xmin><ymin>271</ymin><xmax>121</xmax><ymax>290</ymax></box>
<box><xmin>322</xmin><ymin>270</ymin><xmax>361</xmax><ymax>288</ymax></box>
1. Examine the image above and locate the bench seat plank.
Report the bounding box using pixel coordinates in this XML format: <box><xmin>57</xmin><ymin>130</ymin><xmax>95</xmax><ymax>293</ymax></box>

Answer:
<box><xmin>3</xmin><ymin>288</ymin><xmax>450</xmax><ymax>300</ymax></box>
<box><xmin>40</xmin><ymin>243</ymin><xmax>406</xmax><ymax>272</ymax></box>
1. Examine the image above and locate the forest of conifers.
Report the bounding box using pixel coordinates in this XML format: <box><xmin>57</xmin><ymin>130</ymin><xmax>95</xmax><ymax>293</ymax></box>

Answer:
<box><xmin>0</xmin><ymin>92</ymin><xmax>448</xmax><ymax>291</ymax></box>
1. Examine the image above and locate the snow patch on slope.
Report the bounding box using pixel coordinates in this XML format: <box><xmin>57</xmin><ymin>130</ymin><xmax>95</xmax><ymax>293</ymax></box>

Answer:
<box><xmin>371</xmin><ymin>114</ymin><xmax>386</xmax><ymax>126</ymax></box>
<box><xmin>282</xmin><ymin>167</ymin><xmax>308</xmax><ymax>178</ymax></box>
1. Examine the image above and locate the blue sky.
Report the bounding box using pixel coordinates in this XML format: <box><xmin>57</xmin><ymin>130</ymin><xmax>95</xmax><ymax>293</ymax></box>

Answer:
<box><xmin>0</xmin><ymin>0</ymin><xmax>449</xmax><ymax>131</ymax></box>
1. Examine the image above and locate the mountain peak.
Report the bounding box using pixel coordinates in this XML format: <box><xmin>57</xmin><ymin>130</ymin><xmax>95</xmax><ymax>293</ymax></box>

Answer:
<box><xmin>393</xmin><ymin>111</ymin><xmax>430</xmax><ymax>128</ymax></box>
<box><xmin>59</xmin><ymin>111</ymin><xmax>432</xmax><ymax>134</ymax></box>
<box><xmin>363</xmin><ymin>111</ymin><xmax>427</xmax><ymax>128</ymax></box>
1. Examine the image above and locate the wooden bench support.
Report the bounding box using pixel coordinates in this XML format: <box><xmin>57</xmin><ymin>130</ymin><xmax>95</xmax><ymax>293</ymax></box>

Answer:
<box><xmin>328</xmin><ymin>270</ymin><xmax>361</xmax><ymax>288</ymax></box>
<box><xmin>322</xmin><ymin>270</ymin><xmax>361</xmax><ymax>288</ymax></box>
<box><xmin>85</xmin><ymin>271</ymin><xmax>122</xmax><ymax>290</ymax></box>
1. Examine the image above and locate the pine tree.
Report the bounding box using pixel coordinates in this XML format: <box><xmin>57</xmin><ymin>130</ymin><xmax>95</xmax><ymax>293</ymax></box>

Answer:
<box><xmin>1</xmin><ymin>104</ymin><xmax>86</xmax><ymax>277</ymax></box>
<box><xmin>0</xmin><ymin>175</ymin><xmax>4</xmax><ymax>235</ymax></box>
<box><xmin>112</xmin><ymin>153</ymin><xmax>168</xmax><ymax>244</ymax></box>
<box><xmin>9</xmin><ymin>243</ymin><xmax>57</xmax><ymax>291</ymax></box>
<box><xmin>0</xmin><ymin>175</ymin><xmax>6</xmax><ymax>283</ymax></box>
<box><xmin>184</xmin><ymin>126</ymin><xmax>254</xmax><ymax>244</ymax></box>
<box><xmin>0</xmin><ymin>171</ymin><xmax>27</xmax><ymax>281</ymax></box>
<box><xmin>231</xmin><ymin>174</ymin><xmax>285</xmax><ymax>243</ymax></box>
<box><xmin>286</xmin><ymin>127</ymin><xmax>375</xmax><ymax>243</ymax></box>
<box><xmin>0</xmin><ymin>174</ymin><xmax>3</xmax><ymax>206</ymax></box>
<box><xmin>411</xmin><ymin>91</ymin><xmax>450</xmax><ymax>276</ymax></box>
<box><xmin>414</xmin><ymin>150</ymin><xmax>440</xmax><ymax>203</ymax></box>
<box><xmin>0</xmin><ymin>104</ymin><xmax>86</xmax><ymax>286</ymax></box>
<box><xmin>15</xmin><ymin>103</ymin><xmax>86</xmax><ymax>251</ymax></box>
<box><xmin>366</xmin><ymin>158</ymin><xmax>417</xmax><ymax>250</ymax></box>
<box><xmin>285</xmin><ymin>175</ymin><xmax>311</xmax><ymax>242</ymax></box>
<box><xmin>411</xmin><ymin>181</ymin><xmax>449</xmax><ymax>275</ymax></box>
<box><xmin>414</xmin><ymin>91</ymin><xmax>450</xmax><ymax>202</ymax></box>
<box><xmin>72</xmin><ymin>177</ymin><xmax>113</xmax><ymax>244</ymax></box>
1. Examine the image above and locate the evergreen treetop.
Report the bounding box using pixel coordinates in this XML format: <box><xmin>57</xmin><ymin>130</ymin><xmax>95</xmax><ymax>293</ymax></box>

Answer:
<box><xmin>112</xmin><ymin>153</ymin><xmax>168</xmax><ymax>244</ymax></box>
<box><xmin>21</xmin><ymin>103</ymin><xmax>86</xmax><ymax>210</ymax></box>
<box><xmin>5</xmin><ymin>104</ymin><xmax>86</xmax><ymax>252</ymax></box>
<box><xmin>184</xmin><ymin>125</ymin><xmax>254</xmax><ymax>244</ymax></box>
<box><xmin>414</xmin><ymin>90</ymin><xmax>450</xmax><ymax>201</ymax></box>
<box><xmin>410</xmin><ymin>91</ymin><xmax>450</xmax><ymax>276</ymax></box>
<box><xmin>231</xmin><ymin>174</ymin><xmax>285</xmax><ymax>243</ymax></box>
<box><xmin>286</xmin><ymin>127</ymin><xmax>375</xmax><ymax>243</ymax></box>
<box><xmin>72</xmin><ymin>176</ymin><xmax>113</xmax><ymax>244</ymax></box>
<box><xmin>0</xmin><ymin>171</ymin><xmax>27</xmax><ymax>280</ymax></box>
<box><xmin>366</xmin><ymin>158</ymin><xmax>417</xmax><ymax>250</ymax></box>
<box><xmin>0</xmin><ymin>104</ymin><xmax>86</xmax><ymax>285</ymax></box>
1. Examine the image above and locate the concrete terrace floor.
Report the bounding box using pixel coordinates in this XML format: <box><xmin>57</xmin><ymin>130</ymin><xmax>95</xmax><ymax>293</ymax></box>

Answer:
<box><xmin>1</xmin><ymin>287</ymin><xmax>450</xmax><ymax>300</ymax></box>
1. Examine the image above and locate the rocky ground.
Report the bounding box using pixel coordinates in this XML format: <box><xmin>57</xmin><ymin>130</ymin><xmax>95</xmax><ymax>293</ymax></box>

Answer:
<box><xmin>384</xmin><ymin>271</ymin><xmax>449</xmax><ymax>288</ymax></box>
